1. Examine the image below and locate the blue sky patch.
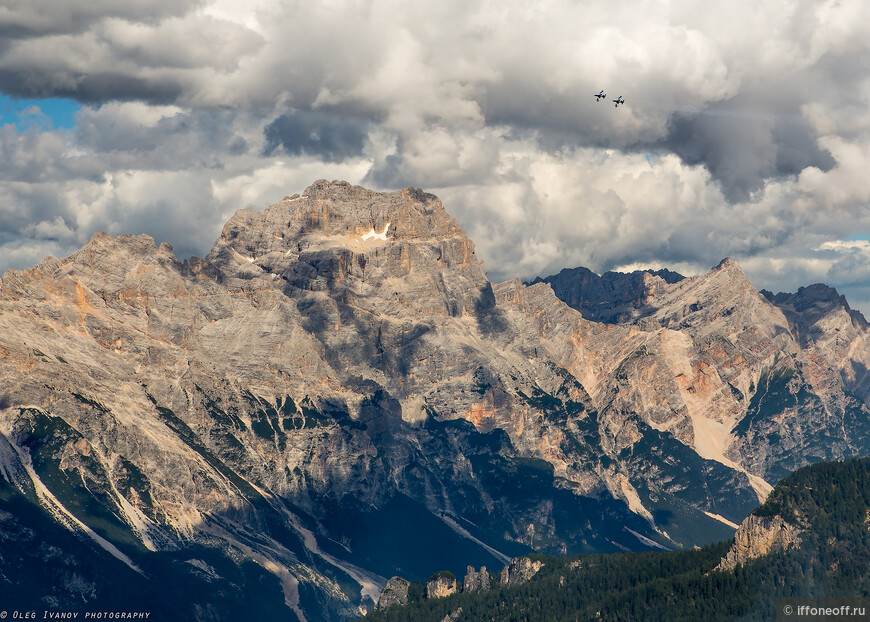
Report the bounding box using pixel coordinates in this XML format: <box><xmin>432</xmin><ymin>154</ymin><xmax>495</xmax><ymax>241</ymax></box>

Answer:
<box><xmin>0</xmin><ymin>95</ymin><xmax>81</xmax><ymax>131</ymax></box>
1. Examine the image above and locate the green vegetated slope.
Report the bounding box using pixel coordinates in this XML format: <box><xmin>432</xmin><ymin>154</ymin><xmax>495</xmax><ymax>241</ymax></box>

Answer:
<box><xmin>361</xmin><ymin>457</ymin><xmax>870</xmax><ymax>622</ymax></box>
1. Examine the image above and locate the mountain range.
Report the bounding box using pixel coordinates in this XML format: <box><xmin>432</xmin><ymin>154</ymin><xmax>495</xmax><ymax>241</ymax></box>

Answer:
<box><xmin>1</xmin><ymin>180</ymin><xmax>869</xmax><ymax>620</ymax></box>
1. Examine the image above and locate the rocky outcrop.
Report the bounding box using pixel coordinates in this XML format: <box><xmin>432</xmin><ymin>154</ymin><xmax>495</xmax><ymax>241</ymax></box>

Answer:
<box><xmin>463</xmin><ymin>565</ymin><xmax>491</xmax><ymax>593</ymax></box>
<box><xmin>716</xmin><ymin>514</ymin><xmax>803</xmax><ymax>571</ymax></box>
<box><xmin>441</xmin><ymin>609</ymin><xmax>463</xmax><ymax>622</ymax></box>
<box><xmin>499</xmin><ymin>557</ymin><xmax>544</xmax><ymax>586</ymax></box>
<box><xmin>394</xmin><ymin>559</ymin><xmax>532</xmax><ymax>606</ymax></box>
<box><xmin>377</xmin><ymin>577</ymin><xmax>410</xmax><ymax>609</ymax></box>
<box><xmin>427</xmin><ymin>572</ymin><xmax>457</xmax><ymax>599</ymax></box>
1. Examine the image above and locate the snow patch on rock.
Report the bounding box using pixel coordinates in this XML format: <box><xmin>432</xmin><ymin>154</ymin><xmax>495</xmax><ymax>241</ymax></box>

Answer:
<box><xmin>361</xmin><ymin>223</ymin><xmax>390</xmax><ymax>242</ymax></box>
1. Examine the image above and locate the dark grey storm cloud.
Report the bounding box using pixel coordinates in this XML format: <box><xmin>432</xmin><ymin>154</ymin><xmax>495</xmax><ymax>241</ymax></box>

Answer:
<box><xmin>0</xmin><ymin>1</ymin><xmax>260</xmax><ymax>105</ymax></box>
<box><xmin>661</xmin><ymin>104</ymin><xmax>836</xmax><ymax>202</ymax></box>
<box><xmin>0</xmin><ymin>69</ymin><xmax>185</xmax><ymax>104</ymax></box>
<box><xmin>0</xmin><ymin>0</ymin><xmax>202</xmax><ymax>38</ymax></box>
<box><xmin>264</xmin><ymin>111</ymin><xmax>369</xmax><ymax>163</ymax></box>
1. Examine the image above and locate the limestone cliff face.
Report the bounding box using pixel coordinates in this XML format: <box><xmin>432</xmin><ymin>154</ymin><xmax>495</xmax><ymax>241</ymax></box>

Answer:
<box><xmin>529</xmin><ymin>257</ymin><xmax>870</xmax><ymax>490</ymax></box>
<box><xmin>716</xmin><ymin>514</ymin><xmax>803</xmax><ymax>571</ymax></box>
<box><xmin>377</xmin><ymin>577</ymin><xmax>410</xmax><ymax>609</ymax></box>
<box><xmin>463</xmin><ymin>565</ymin><xmax>491</xmax><ymax>593</ymax></box>
<box><xmin>762</xmin><ymin>284</ymin><xmax>870</xmax><ymax>404</ymax></box>
<box><xmin>1</xmin><ymin>180</ymin><xmax>869</xmax><ymax>620</ymax></box>
<box><xmin>500</xmin><ymin>556</ymin><xmax>544</xmax><ymax>586</ymax></box>
<box><xmin>426</xmin><ymin>574</ymin><xmax>458</xmax><ymax>599</ymax></box>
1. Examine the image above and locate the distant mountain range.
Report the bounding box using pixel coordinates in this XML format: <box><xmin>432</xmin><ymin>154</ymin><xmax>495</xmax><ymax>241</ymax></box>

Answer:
<box><xmin>2</xmin><ymin>180</ymin><xmax>869</xmax><ymax>620</ymax></box>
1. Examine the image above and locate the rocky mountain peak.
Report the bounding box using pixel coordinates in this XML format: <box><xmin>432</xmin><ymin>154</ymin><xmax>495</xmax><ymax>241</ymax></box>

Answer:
<box><xmin>758</xmin><ymin>282</ymin><xmax>870</xmax><ymax>404</ymax></box>
<box><xmin>713</xmin><ymin>256</ymin><xmax>739</xmax><ymax>271</ymax></box>
<box><xmin>697</xmin><ymin>256</ymin><xmax>754</xmax><ymax>291</ymax></box>
<box><xmin>0</xmin><ymin>232</ymin><xmax>183</xmax><ymax>303</ymax></box>
<box><xmin>70</xmin><ymin>232</ymin><xmax>177</xmax><ymax>267</ymax></box>
<box><xmin>636</xmin><ymin>257</ymin><xmax>786</xmax><ymax>333</ymax></box>
<box><xmin>537</xmin><ymin>256</ymin><xmax>775</xmax><ymax>334</ymax></box>
<box><xmin>207</xmin><ymin>180</ymin><xmax>468</xmax><ymax>265</ymax></box>
<box><xmin>204</xmin><ymin>180</ymin><xmax>491</xmax><ymax>323</ymax></box>
<box><xmin>762</xmin><ymin>283</ymin><xmax>869</xmax><ymax>333</ymax></box>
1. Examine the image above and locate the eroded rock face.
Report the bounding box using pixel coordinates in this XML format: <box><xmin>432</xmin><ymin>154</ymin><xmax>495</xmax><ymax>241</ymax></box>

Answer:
<box><xmin>377</xmin><ymin>577</ymin><xmax>410</xmax><ymax>609</ymax></box>
<box><xmin>528</xmin><ymin>256</ymin><xmax>870</xmax><ymax>491</ymax></box>
<box><xmin>500</xmin><ymin>557</ymin><xmax>544</xmax><ymax>586</ymax></box>
<box><xmin>762</xmin><ymin>284</ymin><xmax>870</xmax><ymax>406</ymax></box>
<box><xmin>427</xmin><ymin>574</ymin><xmax>457</xmax><ymax>599</ymax></box>
<box><xmin>463</xmin><ymin>565</ymin><xmax>491</xmax><ymax>593</ymax></box>
<box><xmin>717</xmin><ymin>514</ymin><xmax>803</xmax><ymax>571</ymax></box>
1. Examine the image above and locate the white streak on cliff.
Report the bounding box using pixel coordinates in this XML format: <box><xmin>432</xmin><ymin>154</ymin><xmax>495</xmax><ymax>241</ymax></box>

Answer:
<box><xmin>1</xmin><ymin>432</ymin><xmax>145</xmax><ymax>575</ymax></box>
<box><xmin>436</xmin><ymin>511</ymin><xmax>513</xmax><ymax>565</ymax></box>
<box><xmin>624</xmin><ymin>527</ymin><xmax>669</xmax><ymax>551</ymax></box>
<box><xmin>285</xmin><ymin>511</ymin><xmax>385</xmax><ymax>604</ymax></box>
<box><xmin>704</xmin><ymin>511</ymin><xmax>740</xmax><ymax>529</ymax></box>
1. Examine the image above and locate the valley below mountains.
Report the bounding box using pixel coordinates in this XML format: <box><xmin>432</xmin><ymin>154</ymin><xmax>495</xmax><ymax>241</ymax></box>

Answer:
<box><xmin>1</xmin><ymin>180</ymin><xmax>869</xmax><ymax>621</ymax></box>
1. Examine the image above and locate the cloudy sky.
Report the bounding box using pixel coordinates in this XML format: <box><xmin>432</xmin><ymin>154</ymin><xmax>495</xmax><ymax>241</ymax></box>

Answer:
<box><xmin>1</xmin><ymin>0</ymin><xmax>870</xmax><ymax>314</ymax></box>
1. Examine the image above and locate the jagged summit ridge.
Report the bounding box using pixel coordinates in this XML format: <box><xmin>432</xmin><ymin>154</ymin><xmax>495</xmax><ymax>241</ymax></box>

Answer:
<box><xmin>207</xmin><ymin>180</ymin><xmax>477</xmax><ymax>268</ymax></box>
<box><xmin>203</xmin><ymin>179</ymin><xmax>491</xmax><ymax>322</ymax></box>
<box><xmin>532</xmin><ymin>265</ymin><xmax>685</xmax><ymax>324</ymax></box>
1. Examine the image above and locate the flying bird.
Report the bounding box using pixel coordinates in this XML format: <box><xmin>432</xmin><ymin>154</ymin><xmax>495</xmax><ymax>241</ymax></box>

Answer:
<box><xmin>613</xmin><ymin>96</ymin><xmax>625</xmax><ymax>107</ymax></box>
<box><xmin>594</xmin><ymin>90</ymin><xmax>606</xmax><ymax>102</ymax></box>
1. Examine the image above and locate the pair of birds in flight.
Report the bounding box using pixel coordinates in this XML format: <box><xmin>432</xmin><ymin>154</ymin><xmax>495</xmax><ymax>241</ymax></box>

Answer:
<box><xmin>595</xmin><ymin>90</ymin><xmax>624</xmax><ymax>107</ymax></box>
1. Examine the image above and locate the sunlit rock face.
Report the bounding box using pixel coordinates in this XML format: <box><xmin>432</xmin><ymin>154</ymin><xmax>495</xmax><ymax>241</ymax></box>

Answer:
<box><xmin>499</xmin><ymin>556</ymin><xmax>544</xmax><ymax>586</ymax></box>
<box><xmin>716</xmin><ymin>514</ymin><xmax>803</xmax><ymax>571</ymax></box>
<box><xmin>426</xmin><ymin>574</ymin><xmax>458</xmax><ymax>599</ymax></box>
<box><xmin>530</xmin><ymin>256</ymin><xmax>870</xmax><ymax>487</ymax></box>
<box><xmin>1</xmin><ymin>180</ymin><xmax>869</xmax><ymax>621</ymax></box>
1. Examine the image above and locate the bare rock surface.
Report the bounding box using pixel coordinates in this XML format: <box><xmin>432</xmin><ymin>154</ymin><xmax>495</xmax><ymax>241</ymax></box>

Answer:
<box><xmin>533</xmin><ymin>265</ymin><xmax>684</xmax><ymax>324</ymax></box>
<box><xmin>377</xmin><ymin>577</ymin><xmax>410</xmax><ymax>609</ymax></box>
<box><xmin>717</xmin><ymin>514</ymin><xmax>803</xmax><ymax>571</ymax></box>
<box><xmin>500</xmin><ymin>556</ymin><xmax>544</xmax><ymax>586</ymax></box>
<box><xmin>427</xmin><ymin>573</ymin><xmax>458</xmax><ymax>599</ymax></box>
<box><xmin>463</xmin><ymin>565</ymin><xmax>491</xmax><ymax>593</ymax></box>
